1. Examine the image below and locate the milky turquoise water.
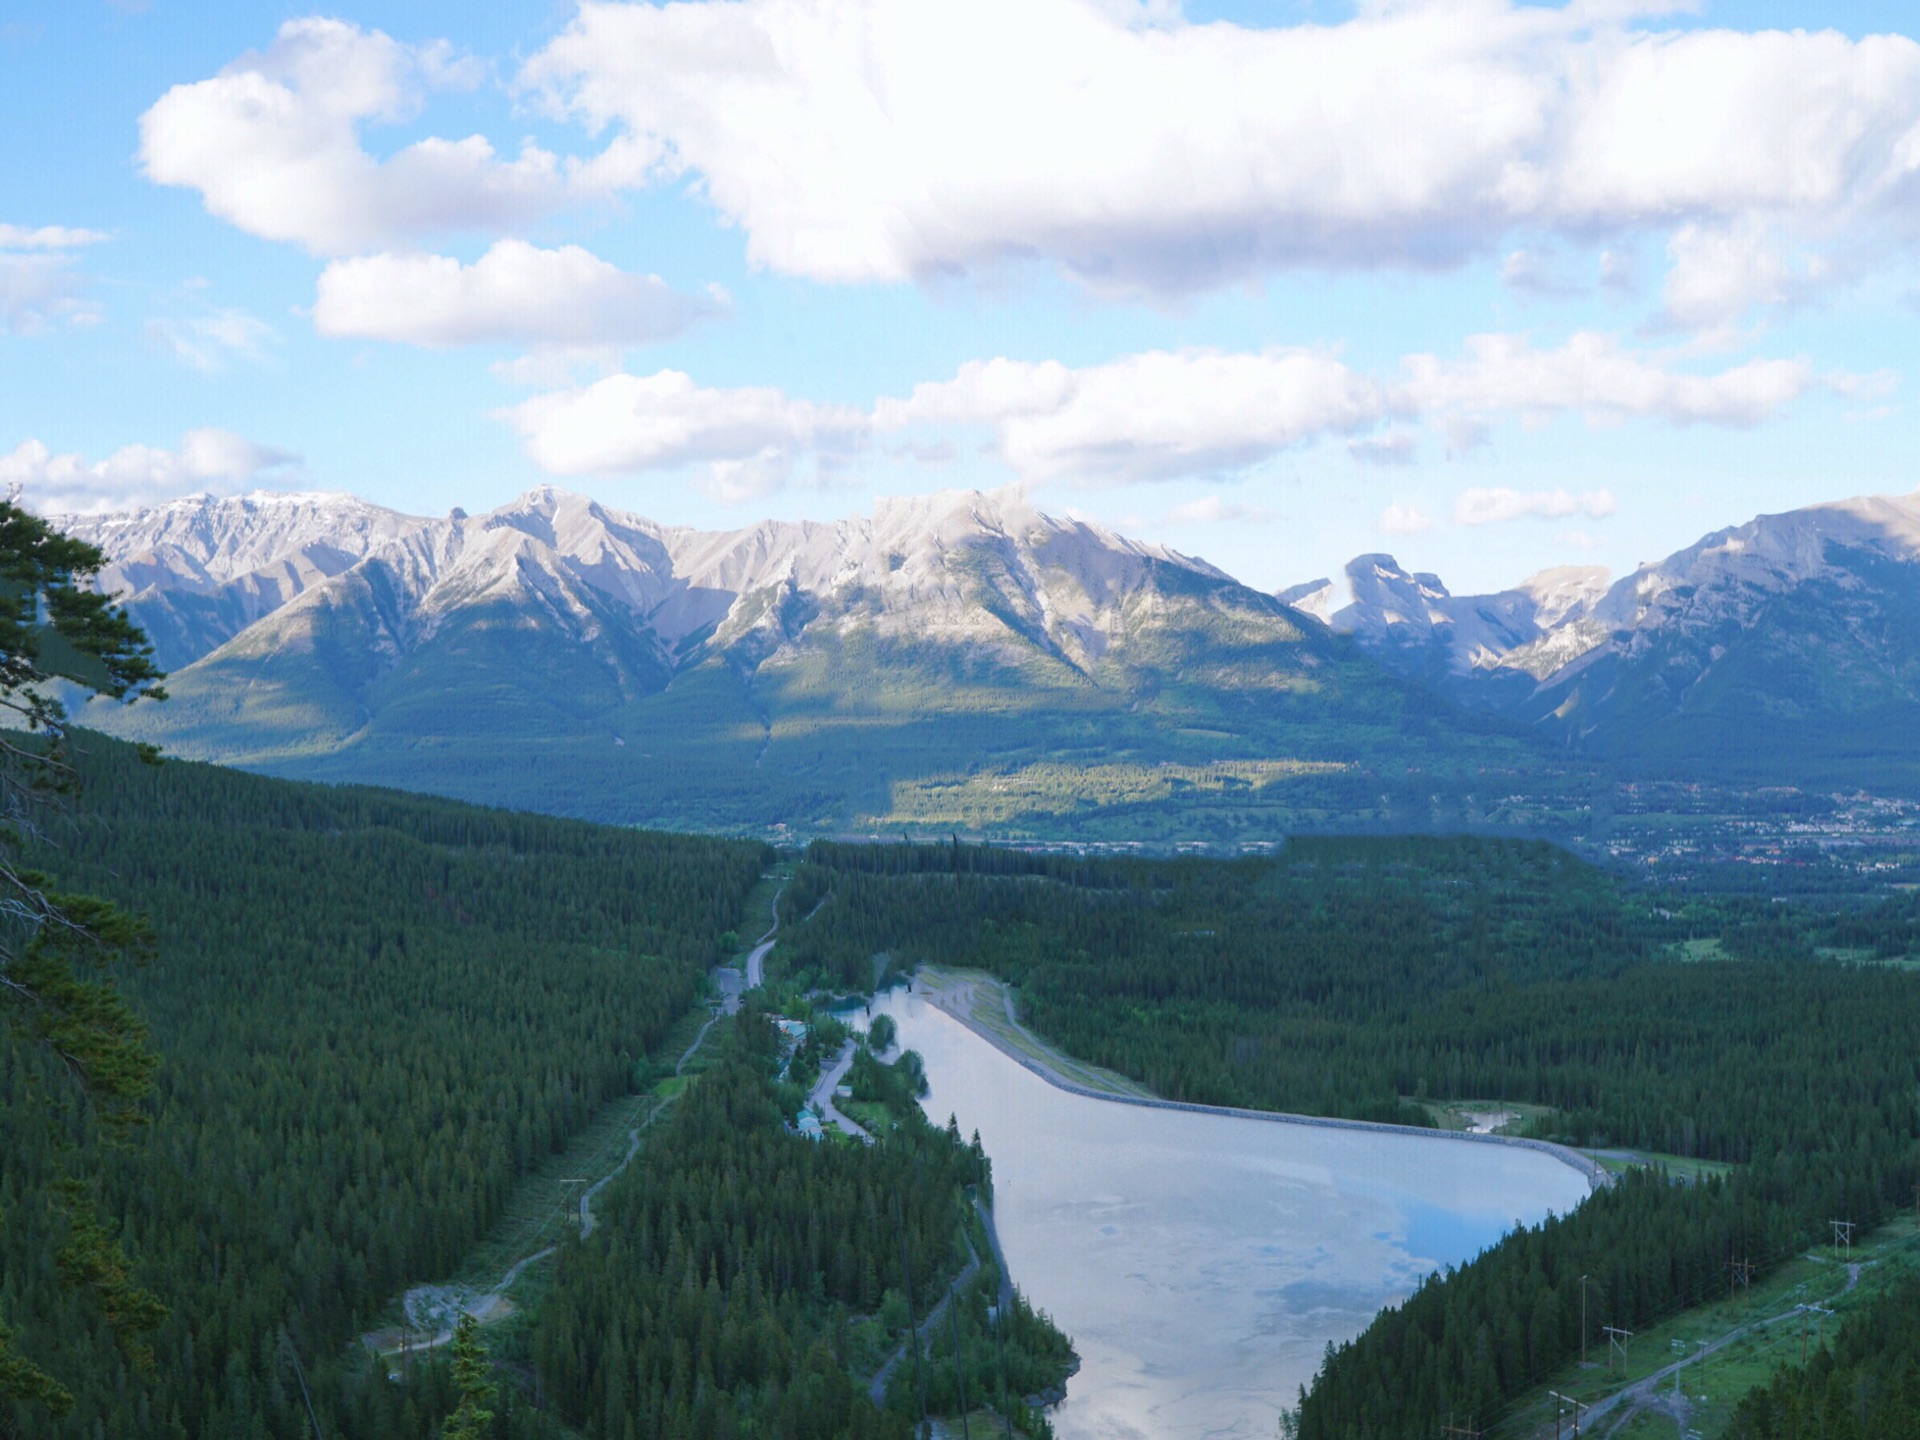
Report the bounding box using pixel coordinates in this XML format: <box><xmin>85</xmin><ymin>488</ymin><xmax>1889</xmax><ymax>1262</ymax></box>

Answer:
<box><xmin>866</xmin><ymin>990</ymin><xmax>1590</xmax><ymax>1440</ymax></box>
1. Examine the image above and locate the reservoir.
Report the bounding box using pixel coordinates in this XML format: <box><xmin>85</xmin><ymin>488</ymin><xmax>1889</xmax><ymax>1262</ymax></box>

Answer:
<box><xmin>866</xmin><ymin>988</ymin><xmax>1592</xmax><ymax>1440</ymax></box>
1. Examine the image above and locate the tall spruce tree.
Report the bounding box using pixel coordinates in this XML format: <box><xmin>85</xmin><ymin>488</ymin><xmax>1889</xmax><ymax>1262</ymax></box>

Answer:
<box><xmin>0</xmin><ymin>499</ymin><xmax>166</xmax><ymax>1415</ymax></box>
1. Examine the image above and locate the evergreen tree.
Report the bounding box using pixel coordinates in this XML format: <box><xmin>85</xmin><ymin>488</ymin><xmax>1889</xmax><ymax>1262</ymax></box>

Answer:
<box><xmin>0</xmin><ymin>500</ymin><xmax>166</xmax><ymax>1416</ymax></box>
<box><xmin>444</xmin><ymin>1313</ymin><xmax>497</xmax><ymax>1440</ymax></box>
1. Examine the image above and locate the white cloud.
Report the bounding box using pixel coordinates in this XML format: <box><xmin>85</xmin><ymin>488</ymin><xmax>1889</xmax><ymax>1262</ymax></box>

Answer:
<box><xmin>146</xmin><ymin>307</ymin><xmax>278</xmax><ymax>371</ymax></box>
<box><xmin>1454</xmin><ymin>486</ymin><xmax>1617</xmax><ymax>526</ymax></box>
<box><xmin>0</xmin><ymin>253</ymin><xmax>97</xmax><ymax>335</ymax></box>
<box><xmin>1660</xmin><ymin>218</ymin><xmax>1797</xmax><ymax>330</ymax></box>
<box><xmin>520</xmin><ymin>0</ymin><xmax>1920</xmax><ymax>299</ymax></box>
<box><xmin>1403</xmin><ymin>332</ymin><xmax>1815</xmax><ymax>427</ymax></box>
<box><xmin>1161</xmin><ymin>496</ymin><xmax>1274</xmax><ymax>526</ymax></box>
<box><xmin>875</xmin><ymin>350</ymin><xmax>1390</xmax><ymax>484</ymax></box>
<box><xmin>1</xmin><ymin>222</ymin><xmax>107</xmax><ymax>334</ymax></box>
<box><xmin>1379</xmin><ymin>501</ymin><xmax>1434</xmax><ymax>535</ymax></box>
<box><xmin>313</xmin><ymin>240</ymin><xmax>720</xmax><ymax>348</ymax></box>
<box><xmin>504</xmin><ymin>327</ymin><xmax>1834</xmax><ymax>497</ymax></box>
<box><xmin>491</xmin><ymin>345</ymin><xmax>627</xmax><ymax>388</ymax></box>
<box><xmin>1500</xmin><ymin>247</ymin><xmax>1581</xmax><ymax>298</ymax></box>
<box><xmin>1350</xmin><ymin>428</ymin><xmax>1417</xmax><ymax>466</ymax></box>
<box><xmin>497</xmin><ymin>370</ymin><xmax>867</xmax><ymax>496</ymax></box>
<box><xmin>2</xmin><ymin>430</ymin><xmax>302</xmax><ymax>515</ymax></box>
<box><xmin>139</xmin><ymin>19</ymin><xmax>624</xmax><ymax>256</ymax></box>
<box><xmin>0</xmin><ymin>224</ymin><xmax>108</xmax><ymax>249</ymax></box>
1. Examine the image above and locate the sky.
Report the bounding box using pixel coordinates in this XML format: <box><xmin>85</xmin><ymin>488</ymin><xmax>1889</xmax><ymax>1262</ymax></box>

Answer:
<box><xmin>1</xmin><ymin>0</ymin><xmax>1916</xmax><ymax>599</ymax></box>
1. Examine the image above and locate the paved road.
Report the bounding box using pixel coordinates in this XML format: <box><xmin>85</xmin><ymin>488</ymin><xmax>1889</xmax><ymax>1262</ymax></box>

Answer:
<box><xmin>810</xmin><ymin>1038</ymin><xmax>874</xmax><ymax>1142</ymax></box>
<box><xmin>745</xmin><ymin>889</ymin><xmax>783</xmax><ymax>990</ymax></box>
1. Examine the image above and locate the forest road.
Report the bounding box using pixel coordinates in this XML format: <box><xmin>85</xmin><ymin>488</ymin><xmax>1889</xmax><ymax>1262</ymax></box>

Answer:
<box><xmin>745</xmin><ymin>902</ymin><xmax>780</xmax><ymax>990</ymax></box>
<box><xmin>809</xmin><ymin>1039</ymin><xmax>873</xmax><ymax>1142</ymax></box>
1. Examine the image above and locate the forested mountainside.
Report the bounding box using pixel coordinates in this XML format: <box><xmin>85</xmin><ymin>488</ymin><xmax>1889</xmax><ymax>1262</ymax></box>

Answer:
<box><xmin>59</xmin><ymin>485</ymin><xmax>1545</xmax><ymax>835</ymax></box>
<box><xmin>778</xmin><ymin>838</ymin><xmax>1920</xmax><ymax>1435</ymax></box>
<box><xmin>3</xmin><ymin>736</ymin><xmax>1073</xmax><ymax>1440</ymax></box>
<box><xmin>1306</xmin><ymin>490</ymin><xmax>1920</xmax><ymax>793</ymax></box>
<box><xmin>1</xmin><ymin>735</ymin><xmax>768</xmax><ymax>1438</ymax></box>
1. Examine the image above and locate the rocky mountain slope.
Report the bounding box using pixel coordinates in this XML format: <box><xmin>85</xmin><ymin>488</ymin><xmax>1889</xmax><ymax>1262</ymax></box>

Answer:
<box><xmin>66</xmin><ymin>486</ymin><xmax>1496</xmax><ymax>832</ymax></box>
<box><xmin>1300</xmin><ymin>491</ymin><xmax>1920</xmax><ymax>789</ymax></box>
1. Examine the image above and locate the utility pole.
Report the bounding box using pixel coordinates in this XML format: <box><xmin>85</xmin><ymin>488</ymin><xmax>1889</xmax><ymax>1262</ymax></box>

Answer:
<box><xmin>279</xmin><ymin>1332</ymin><xmax>326</xmax><ymax>1440</ymax></box>
<box><xmin>949</xmin><ymin>1287</ymin><xmax>972</xmax><ymax>1440</ymax></box>
<box><xmin>1726</xmin><ymin>1256</ymin><xmax>1754</xmax><ymax>1316</ymax></box>
<box><xmin>1440</xmin><ymin>1414</ymin><xmax>1481</xmax><ymax>1440</ymax></box>
<box><xmin>994</xmin><ymin>1294</ymin><xmax>1015</xmax><ymax>1440</ymax></box>
<box><xmin>1579</xmin><ymin>1274</ymin><xmax>1592</xmax><ymax>1367</ymax></box>
<box><xmin>1603</xmin><ymin>1325</ymin><xmax>1633</xmax><ymax>1376</ymax></box>
<box><xmin>895</xmin><ymin>1191</ymin><xmax>930</xmax><ymax>1439</ymax></box>
<box><xmin>1830</xmin><ymin>1219</ymin><xmax>1855</xmax><ymax>1258</ymax></box>
<box><xmin>1549</xmin><ymin>1391</ymin><xmax>1587</xmax><ymax>1438</ymax></box>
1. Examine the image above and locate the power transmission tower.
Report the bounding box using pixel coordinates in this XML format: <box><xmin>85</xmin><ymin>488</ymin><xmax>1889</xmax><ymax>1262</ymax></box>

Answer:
<box><xmin>1549</xmin><ymin>1390</ymin><xmax>1588</xmax><ymax>1438</ymax></box>
<box><xmin>1603</xmin><ymin>1325</ymin><xmax>1633</xmax><ymax>1376</ymax></box>
<box><xmin>1830</xmin><ymin>1219</ymin><xmax>1855</xmax><ymax>1258</ymax></box>
<box><xmin>1440</xmin><ymin>1413</ymin><xmax>1481</xmax><ymax>1440</ymax></box>
<box><xmin>1578</xmin><ymin>1274</ymin><xmax>1593</xmax><ymax>1367</ymax></box>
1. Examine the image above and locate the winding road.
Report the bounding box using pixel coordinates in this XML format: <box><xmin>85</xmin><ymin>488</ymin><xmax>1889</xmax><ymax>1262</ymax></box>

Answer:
<box><xmin>809</xmin><ymin>1039</ymin><xmax>874</xmax><ymax>1142</ymax></box>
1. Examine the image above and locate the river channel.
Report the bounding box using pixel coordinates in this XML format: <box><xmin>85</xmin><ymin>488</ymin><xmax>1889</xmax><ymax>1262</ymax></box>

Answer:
<box><xmin>862</xmin><ymin>989</ymin><xmax>1591</xmax><ymax>1440</ymax></box>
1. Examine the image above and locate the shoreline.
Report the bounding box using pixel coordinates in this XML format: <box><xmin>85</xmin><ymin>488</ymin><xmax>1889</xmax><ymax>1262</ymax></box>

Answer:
<box><xmin>915</xmin><ymin>972</ymin><xmax>1610</xmax><ymax>1194</ymax></box>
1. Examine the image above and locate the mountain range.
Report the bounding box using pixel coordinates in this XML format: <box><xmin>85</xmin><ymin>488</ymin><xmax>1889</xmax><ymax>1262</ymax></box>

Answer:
<box><xmin>56</xmin><ymin>483</ymin><xmax>1920</xmax><ymax>835</ymax></box>
<box><xmin>1297</xmin><ymin>491</ymin><xmax>1920</xmax><ymax>791</ymax></box>
<box><xmin>64</xmin><ymin>485</ymin><xmax>1490</xmax><ymax>834</ymax></box>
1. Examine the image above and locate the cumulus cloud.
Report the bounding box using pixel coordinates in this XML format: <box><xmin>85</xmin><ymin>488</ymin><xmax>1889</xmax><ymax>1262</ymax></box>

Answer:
<box><xmin>496</xmin><ymin>370</ymin><xmax>867</xmax><ymax>499</ymax></box>
<box><xmin>313</xmin><ymin>240</ymin><xmax>720</xmax><ymax>347</ymax></box>
<box><xmin>1656</xmin><ymin>217</ymin><xmax>1830</xmax><ymax>331</ymax></box>
<box><xmin>520</xmin><ymin>0</ymin><xmax>1920</xmax><ymax>303</ymax></box>
<box><xmin>1403</xmin><ymin>331</ymin><xmax>1816</xmax><ymax>428</ymax></box>
<box><xmin>139</xmin><ymin>18</ymin><xmax>628</xmax><ymax>256</ymax></box>
<box><xmin>1</xmin><ymin>222</ymin><xmax>107</xmax><ymax>334</ymax></box>
<box><xmin>2</xmin><ymin>430</ymin><xmax>302</xmax><ymax>515</ymax></box>
<box><xmin>1380</xmin><ymin>501</ymin><xmax>1435</xmax><ymax>535</ymax></box>
<box><xmin>503</xmin><ymin>329</ymin><xmax>1831</xmax><ymax>496</ymax></box>
<box><xmin>875</xmin><ymin>350</ymin><xmax>1390</xmax><ymax>484</ymax></box>
<box><xmin>1454</xmin><ymin>486</ymin><xmax>1617</xmax><ymax>526</ymax></box>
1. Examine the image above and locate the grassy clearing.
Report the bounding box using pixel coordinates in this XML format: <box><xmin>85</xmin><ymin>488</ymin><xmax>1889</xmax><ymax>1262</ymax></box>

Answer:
<box><xmin>729</xmin><ymin>864</ymin><xmax>795</xmax><ymax>959</ymax></box>
<box><xmin>1494</xmin><ymin>1213</ymin><xmax>1920</xmax><ymax>1439</ymax></box>
<box><xmin>1594</xmin><ymin>1149</ymin><xmax>1739</xmax><ymax>1184</ymax></box>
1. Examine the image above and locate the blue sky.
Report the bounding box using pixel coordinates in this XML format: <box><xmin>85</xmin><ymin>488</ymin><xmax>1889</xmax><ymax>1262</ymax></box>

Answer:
<box><xmin>2</xmin><ymin>0</ymin><xmax>1916</xmax><ymax>597</ymax></box>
